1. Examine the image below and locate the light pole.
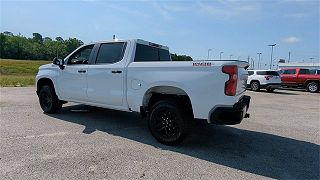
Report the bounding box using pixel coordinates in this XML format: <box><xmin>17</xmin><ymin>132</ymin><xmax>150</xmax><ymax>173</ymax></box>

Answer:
<box><xmin>220</xmin><ymin>52</ymin><xmax>224</xmax><ymax>60</ymax></box>
<box><xmin>251</xmin><ymin>58</ymin><xmax>255</xmax><ymax>69</ymax></box>
<box><xmin>310</xmin><ymin>57</ymin><xmax>314</xmax><ymax>64</ymax></box>
<box><xmin>207</xmin><ymin>49</ymin><xmax>212</xmax><ymax>60</ymax></box>
<box><xmin>257</xmin><ymin>53</ymin><xmax>262</xmax><ymax>69</ymax></box>
<box><xmin>268</xmin><ymin>44</ymin><xmax>276</xmax><ymax>69</ymax></box>
<box><xmin>229</xmin><ymin>54</ymin><xmax>233</xmax><ymax>59</ymax></box>
<box><xmin>288</xmin><ymin>51</ymin><xmax>291</xmax><ymax>63</ymax></box>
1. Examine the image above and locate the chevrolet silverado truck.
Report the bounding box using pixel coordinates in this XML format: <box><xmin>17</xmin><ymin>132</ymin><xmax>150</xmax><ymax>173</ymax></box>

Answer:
<box><xmin>36</xmin><ymin>39</ymin><xmax>251</xmax><ymax>145</ymax></box>
<box><xmin>280</xmin><ymin>68</ymin><xmax>320</xmax><ymax>93</ymax></box>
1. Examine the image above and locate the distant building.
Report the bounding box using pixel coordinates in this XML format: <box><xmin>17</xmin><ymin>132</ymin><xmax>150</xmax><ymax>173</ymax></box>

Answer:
<box><xmin>278</xmin><ymin>62</ymin><xmax>320</xmax><ymax>69</ymax></box>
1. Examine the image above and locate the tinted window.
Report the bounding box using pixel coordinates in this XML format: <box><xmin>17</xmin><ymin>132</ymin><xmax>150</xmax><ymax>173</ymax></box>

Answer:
<box><xmin>256</xmin><ymin>71</ymin><xmax>265</xmax><ymax>75</ymax></box>
<box><xmin>159</xmin><ymin>48</ymin><xmax>171</xmax><ymax>61</ymax></box>
<box><xmin>256</xmin><ymin>71</ymin><xmax>279</xmax><ymax>76</ymax></box>
<box><xmin>68</xmin><ymin>45</ymin><xmax>94</xmax><ymax>65</ymax></box>
<box><xmin>134</xmin><ymin>44</ymin><xmax>171</xmax><ymax>62</ymax></box>
<box><xmin>309</xmin><ymin>69</ymin><xmax>316</xmax><ymax>74</ymax></box>
<box><xmin>299</xmin><ymin>69</ymin><xmax>310</xmax><ymax>74</ymax></box>
<box><xmin>96</xmin><ymin>43</ymin><xmax>126</xmax><ymax>64</ymax></box>
<box><xmin>283</xmin><ymin>69</ymin><xmax>296</xmax><ymax>74</ymax></box>
<box><xmin>248</xmin><ymin>71</ymin><xmax>254</xmax><ymax>75</ymax></box>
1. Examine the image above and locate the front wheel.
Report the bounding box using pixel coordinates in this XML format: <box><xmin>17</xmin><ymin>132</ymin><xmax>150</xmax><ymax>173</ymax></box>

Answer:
<box><xmin>307</xmin><ymin>82</ymin><xmax>319</xmax><ymax>93</ymax></box>
<box><xmin>39</xmin><ymin>85</ymin><xmax>62</xmax><ymax>113</ymax></box>
<box><xmin>148</xmin><ymin>99</ymin><xmax>190</xmax><ymax>145</ymax></box>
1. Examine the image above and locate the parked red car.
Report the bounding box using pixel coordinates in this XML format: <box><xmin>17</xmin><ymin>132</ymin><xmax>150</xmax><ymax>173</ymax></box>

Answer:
<box><xmin>280</xmin><ymin>68</ymin><xmax>320</xmax><ymax>93</ymax></box>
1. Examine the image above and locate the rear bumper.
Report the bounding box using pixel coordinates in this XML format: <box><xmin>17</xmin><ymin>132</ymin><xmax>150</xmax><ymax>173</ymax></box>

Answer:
<box><xmin>260</xmin><ymin>83</ymin><xmax>281</xmax><ymax>89</ymax></box>
<box><xmin>209</xmin><ymin>95</ymin><xmax>251</xmax><ymax>125</ymax></box>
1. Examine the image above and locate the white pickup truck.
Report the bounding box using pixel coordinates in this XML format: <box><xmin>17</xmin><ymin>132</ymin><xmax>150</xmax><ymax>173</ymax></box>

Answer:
<box><xmin>36</xmin><ymin>39</ymin><xmax>250</xmax><ymax>145</ymax></box>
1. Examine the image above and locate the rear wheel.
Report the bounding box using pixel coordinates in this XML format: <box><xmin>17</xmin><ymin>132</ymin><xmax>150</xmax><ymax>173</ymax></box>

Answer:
<box><xmin>250</xmin><ymin>81</ymin><xmax>260</xmax><ymax>91</ymax></box>
<box><xmin>307</xmin><ymin>82</ymin><xmax>319</xmax><ymax>93</ymax></box>
<box><xmin>147</xmin><ymin>99</ymin><xmax>190</xmax><ymax>145</ymax></box>
<box><xmin>39</xmin><ymin>85</ymin><xmax>62</xmax><ymax>113</ymax></box>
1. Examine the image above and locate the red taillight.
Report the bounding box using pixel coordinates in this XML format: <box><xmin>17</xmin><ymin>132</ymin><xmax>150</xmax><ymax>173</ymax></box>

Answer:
<box><xmin>222</xmin><ymin>65</ymin><xmax>238</xmax><ymax>96</ymax></box>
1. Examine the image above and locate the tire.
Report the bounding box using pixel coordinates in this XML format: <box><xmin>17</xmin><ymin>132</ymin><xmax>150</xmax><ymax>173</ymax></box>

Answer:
<box><xmin>39</xmin><ymin>85</ymin><xmax>62</xmax><ymax>113</ymax></box>
<box><xmin>147</xmin><ymin>99</ymin><xmax>190</xmax><ymax>145</ymax></box>
<box><xmin>250</xmin><ymin>81</ymin><xmax>260</xmax><ymax>91</ymax></box>
<box><xmin>306</xmin><ymin>82</ymin><xmax>319</xmax><ymax>93</ymax></box>
<box><xmin>266</xmin><ymin>88</ymin><xmax>275</xmax><ymax>93</ymax></box>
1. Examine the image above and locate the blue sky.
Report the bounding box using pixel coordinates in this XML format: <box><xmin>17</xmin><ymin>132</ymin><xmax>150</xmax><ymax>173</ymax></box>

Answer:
<box><xmin>1</xmin><ymin>0</ymin><xmax>319</xmax><ymax>67</ymax></box>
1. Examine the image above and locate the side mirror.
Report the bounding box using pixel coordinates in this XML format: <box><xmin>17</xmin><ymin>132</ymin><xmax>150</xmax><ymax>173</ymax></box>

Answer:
<box><xmin>53</xmin><ymin>57</ymin><xmax>65</xmax><ymax>70</ymax></box>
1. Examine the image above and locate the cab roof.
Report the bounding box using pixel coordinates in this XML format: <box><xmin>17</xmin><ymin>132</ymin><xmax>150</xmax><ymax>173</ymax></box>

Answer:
<box><xmin>91</xmin><ymin>39</ymin><xmax>169</xmax><ymax>50</ymax></box>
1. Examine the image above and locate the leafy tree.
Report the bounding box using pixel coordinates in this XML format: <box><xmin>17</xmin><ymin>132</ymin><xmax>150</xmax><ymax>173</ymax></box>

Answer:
<box><xmin>171</xmin><ymin>53</ymin><xmax>193</xmax><ymax>61</ymax></box>
<box><xmin>0</xmin><ymin>33</ymin><xmax>7</xmax><ymax>57</ymax></box>
<box><xmin>64</xmin><ymin>38</ymin><xmax>82</xmax><ymax>55</ymax></box>
<box><xmin>3</xmin><ymin>31</ymin><xmax>13</xmax><ymax>36</ymax></box>
<box><xmin>32</xmin><ymin>33</ymin><xmax>43</xmax><ymax>44</ymax></box>
<box><xmin>55</xmin><ymin>37</ymin><xmax>64</xmax><ymax>42</ymax></box>
<box><xmin>0</xmin><ymin>32</ymin><xmax>192</xmax><ymax>61</ymax></box>
<box><xmin>43</xmin><ymin>37</ymin><xmax>52</xmax><ymax>42</ymax></box>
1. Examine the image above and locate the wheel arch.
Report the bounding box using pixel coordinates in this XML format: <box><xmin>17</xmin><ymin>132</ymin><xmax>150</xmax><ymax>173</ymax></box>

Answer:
<box><xmin>141</xmin><ymin>86</ymin><xmax>193</xmax><ymax>118</ymax></box>
<box><xmin>250</xmin><ymin>79</ymin><xmax>260</xmax><ymax>85</ymax></box>
<box><xmin>305</xmin><ymin>79</ymin><xmax>319</xmax><ymax>86</ymax></box>
<box><xmin>36</xmin><ymin>78</ymin><xmax>56</xmax><ymax>96</ymax></box>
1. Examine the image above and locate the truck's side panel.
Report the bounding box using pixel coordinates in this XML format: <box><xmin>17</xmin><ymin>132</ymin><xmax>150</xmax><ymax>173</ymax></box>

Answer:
<box><xmin>126</xmin><ymin>61</ymin><xmax>246</xmax><ymax>120</ymax></box>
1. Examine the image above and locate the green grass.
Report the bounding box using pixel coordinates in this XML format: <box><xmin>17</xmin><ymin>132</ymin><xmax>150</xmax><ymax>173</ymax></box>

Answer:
<box><xmin>0</xmin><ymin>59</ymin><xmax>51</xmax><ymax>87</ymax></box>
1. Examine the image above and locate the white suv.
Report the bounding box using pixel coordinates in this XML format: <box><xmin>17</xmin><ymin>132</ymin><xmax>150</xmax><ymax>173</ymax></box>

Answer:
<box><xmin>247</xmin><ymin>70</ymin><xmax>281</xmax><ymax>92</ymax></box>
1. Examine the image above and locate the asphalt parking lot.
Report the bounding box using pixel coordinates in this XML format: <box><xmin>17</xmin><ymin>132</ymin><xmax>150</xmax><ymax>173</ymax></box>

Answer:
<box><xmin>0</xmin><ymin>87</ymin><xmax>319</xmax><ymax>179</ymax></box>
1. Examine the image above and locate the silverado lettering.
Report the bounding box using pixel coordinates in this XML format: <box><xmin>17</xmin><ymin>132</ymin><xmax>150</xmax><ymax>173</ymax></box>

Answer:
<box><xmin>193</xmin><ymin>62</ymin><xmax>212</xmax><ymax>66</ymax></box>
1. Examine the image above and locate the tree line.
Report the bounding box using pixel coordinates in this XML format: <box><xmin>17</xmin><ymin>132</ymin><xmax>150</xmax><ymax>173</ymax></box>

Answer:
<box><xmin>0</xmin><ymin>32</ymin><xmax>83</xmax><ymax>60</ymax></box>
<box><xmin>0</xmin><ymin>32</ymin><xmax>192</xmax><ymax>61</ymax></box>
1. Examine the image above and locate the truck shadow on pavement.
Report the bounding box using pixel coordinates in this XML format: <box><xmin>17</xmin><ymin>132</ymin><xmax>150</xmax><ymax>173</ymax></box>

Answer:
<box><xmin>49</xmin><ymin>104</ymin><xmax>319</xmax><ymax>179</ymax></box>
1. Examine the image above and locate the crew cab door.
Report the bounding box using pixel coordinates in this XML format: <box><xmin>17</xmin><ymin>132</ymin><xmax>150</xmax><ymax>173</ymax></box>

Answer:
<box><xmin>281</xmin><ymin>69</ymin><xmax>297</xmax><ymax>85</ymax></box>
<box><xmin>86</xmin><ymin>42</ymin><xmax>129</xmax><ymax>107</ymax></box>
<box><xmin>297</xmin><ymin>69</ymin><xmax>311</xmax><ymax>86</ymax></box>
<box><xmin>58</xmin><ymin>44</ymin><xmax>94</xmax><ymax>101</ymax></box>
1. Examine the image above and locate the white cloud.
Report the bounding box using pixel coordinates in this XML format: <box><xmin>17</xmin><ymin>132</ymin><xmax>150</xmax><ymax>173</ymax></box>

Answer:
<box><xmin>143</xmin><ymin>1</ymin><xmax>261</xmax><ymax>22</ymax></box>
<box><xmin>196</xmin><ymin>1</ymin><xmax>261</xmax><ymax>21</ymax></box>
<box><xmin>283</xmin><ymin>36</ymin><xmax>302</xmax><ymax>43</ymax></box>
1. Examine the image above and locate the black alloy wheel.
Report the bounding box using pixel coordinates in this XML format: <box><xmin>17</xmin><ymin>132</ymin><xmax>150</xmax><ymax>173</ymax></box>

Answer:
<box><xmin>148</xmin><ymin>99</ymin><xmax>189</xmax><ymax>145</ymax></box>
<box><xmin>39</xmin><ymin>85</ymin><xmax>62</xmax><ymax>113</ymax></box>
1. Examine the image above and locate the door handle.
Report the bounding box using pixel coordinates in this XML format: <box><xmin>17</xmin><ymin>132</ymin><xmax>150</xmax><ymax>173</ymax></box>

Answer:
<box><xmin>111</xmin><ymin>70</ymin><xmax>122</xmax><ymax>74</ymax></box>
<box><xmin>78</xmin><ymin>69</ymin><xmax>86</xmax><ymax>73</ymax></box>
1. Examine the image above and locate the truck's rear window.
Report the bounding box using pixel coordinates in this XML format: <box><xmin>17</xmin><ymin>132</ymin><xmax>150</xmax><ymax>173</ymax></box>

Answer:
<box><xmin>256</xmin><ymin>71</ymin><xmax>279</xmax><ymax>76</ymax></box>
<box><xmin>134</xmin><ymin>43</ymin><xmax>171</xmax><ymax>62</ymax></box>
